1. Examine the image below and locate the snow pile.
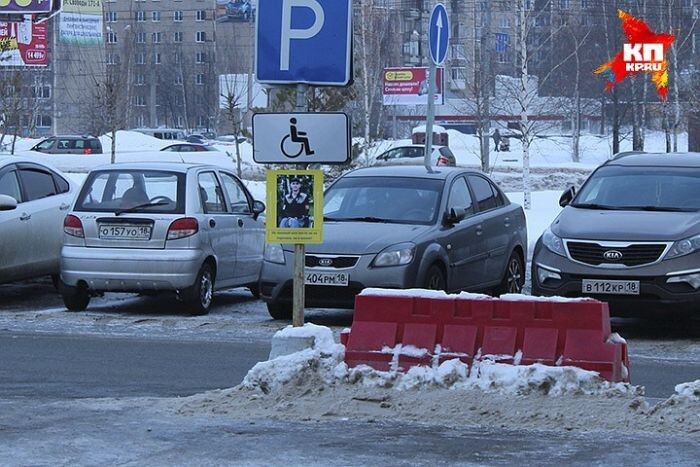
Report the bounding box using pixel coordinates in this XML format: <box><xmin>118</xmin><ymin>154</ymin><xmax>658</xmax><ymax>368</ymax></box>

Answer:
<box><xmin>238</xmin><ymin>324</ymin><xmax>637</xmax><ymax>398</ymax></box>
<box><xmin>675</xmin><ymin>380</ymin><xmax>700</xmax><ymax>401</ymax></box>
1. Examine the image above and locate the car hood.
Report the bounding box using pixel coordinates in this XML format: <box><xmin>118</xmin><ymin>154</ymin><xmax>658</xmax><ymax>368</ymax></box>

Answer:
<box><xmin>552</xmin><ymin>207</ymin><xmax>700</xmax><ymax>241</ymax></box>
<box><xmin>286</xmin><ymin>222</ymin><xmax>432</xmax><ymax>254</ymax></box>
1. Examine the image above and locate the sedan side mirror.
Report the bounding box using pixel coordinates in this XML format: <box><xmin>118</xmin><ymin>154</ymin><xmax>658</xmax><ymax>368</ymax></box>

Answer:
<box><xmin>559</xmin><ymin>186</ymin><xmax>576</xmax><ymax>207</ymax></box>
<box><xmin>252</xmin><ymin>200</ymin><xmax>266</xmax><ymax>220</ymax></box>
<box><xmin>443</xmin><ymin>207</ymin><xmax>465</xmax><ymax>226</ymax></box>
<box><xmin>0</xmin><ymin>194</ymin><xmax>18</xmax><ymax>211</ymax></box>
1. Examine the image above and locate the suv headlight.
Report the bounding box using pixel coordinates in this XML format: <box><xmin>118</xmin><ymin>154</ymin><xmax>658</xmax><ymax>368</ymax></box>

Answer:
<box><xmin>263</xmin><ymin>243</ymin><xmax>286</xmax><ymax>264</ymax></box>
<box><xmin>372</xmin><ymin>243</ymin><xmax>416</xmax><ymax>267</ymax></box>
<box><xmin>541</xmin><ymin>228</ymin><xmax>566</xmax><ymax>257</ymax></box>
<box><xmin>665</xmin><ymin>233</ymin><xmax>700</xmax><ymax>260</ymax></box>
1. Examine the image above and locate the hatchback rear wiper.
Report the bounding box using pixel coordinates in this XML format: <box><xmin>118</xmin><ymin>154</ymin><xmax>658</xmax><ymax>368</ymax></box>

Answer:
<box><xmin>570</xmin><ymin>203</ymin><xmax>624</xmax><ymax>210</ymax></box>
<box><xmin>115</xmin><ymin>201</ymin><xmax>168</xmax><ymax>216</ymax></box>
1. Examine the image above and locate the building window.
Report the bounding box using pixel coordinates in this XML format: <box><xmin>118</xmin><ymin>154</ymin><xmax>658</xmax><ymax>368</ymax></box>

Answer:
<box><xmin>134</xmin><ymin>95</ymin><xmax>146</xmax><ymax>107</ymax></box>
<box><xmin>196</xmin><ymin>74</ymin><xmax>205</xmax><ymax>85</ymax></box>
<box><xmin>136</xmin><ymin>10</ymin><xmax>145</xmax><ymax>22</ymax></box>
<box><xmin>174</xmin><ymin>52</ymin><xmax>181</xmax><ymax>64</ymax></box>
<box><xmin>36</xmin><ymin>115</ymin><xmax>52</xmax><ymax>128</ymax></box>
<box><xmin>196</xmin><ymin>31</ymin><xmax>207</xmax><ymax>43</ymax></box>
<box><xmin>174</xmin><ymin>31</ymin><xmax>183</xmax><ymax>42</ymax></box>
<box><xmin>153</xmin><ymin>52</ymin><xmax>162</xmax><ymax>64</ymax></box>
<box><xmin>106</xmin><ymin>11</ymin><xmax>117</xmax><ymax>22</ymax></box>
<box><xmin>196</xmin><ymin>52</ymin><xmax>206</xmax><ymax>64</ymax></box>
<box><xmin>136</xmin><ymin>115</ymin><xmax>146</xmax><ymax>127</ymax></box>
<box><xmin>152</xmin><ymin>32</ymin><xmax>162</xmax><ymax>43</ymax></box>
<box><xmin>497</xmin><ymin>52</ymin><xmax>508</xmax><ymax>63</ymax></box>
<box><xmin>32</xmin><ymin>85</ymin><xmax>51</xmax><ymax>99</ymax></box>
<box><xmin>136</xmin><ymin>32</ymin><xmax>146</xmax><ymax>43</ymax></box>
<box><xmin>136</xmin><ymin>52</ymin><xmax>146</xmax><ymax>65</ymax></box>
<box><xmin>174</xmin><ymin>11</ymin><xmax>183</xmax><ymax>22</ymax></box>
<box><xmin>560</xmin><ymin>0</ymin><xmax>571</xmax><ymax>8</ymax></box>
<box><xmin>500</xmin><ymin>17</ymin><xmax>510</xmax><ymax>28</ymax></box>
<box><xmin>175</xmin><ymin>74</ymin><xmax>183</xmax><ymax>85</ymax></box>
<box><xmin>152</xmin><ymin>11</ymin><xmax>161</xmax><ymax>22</ymax></box>
<box><xmin>107</xmin><ymin>32</ymin><xmax>117</xmax><ymax>43</ymax></box>
<box><xmin>197</xmin><ymin>116</ymin><xmax>208</xmax><ymax>127</ymax></box>
<box><xmin>196</xmin><ymin>10</ymin><xmax>207</xmax><ymax>21</ymax></box>
<box><xmin>134</xmin><ymin>73</ymin><xmax>145</xmax><ymax>86</ymax></box>
<box><xmin>106</xmin><ymin>53</ymin><xmax>120</xmax><ymax>65</ymax></box>
<box><xmin>177</xmin><ymin>116</ymin><xmax>184</xmax><ymax>127</ymax></box>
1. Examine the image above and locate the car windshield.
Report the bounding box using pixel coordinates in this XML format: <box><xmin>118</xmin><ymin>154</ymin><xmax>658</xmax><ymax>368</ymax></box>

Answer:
<box><xmin>323</xmin><ymin>176</ymin><xmax>442</xmax><ymax>225</ymax></box>
<box><xmin>75</xmin><ymin>170</ymin><xmax>185</xmax><ymax>213</ymax></box>
<box><xmin>573</xmin><ymin>166</ymin><xmax>700</xmax><ymax>212</ymax></box>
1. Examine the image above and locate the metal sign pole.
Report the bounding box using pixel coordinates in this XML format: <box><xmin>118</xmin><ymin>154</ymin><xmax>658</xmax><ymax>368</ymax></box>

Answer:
<box><xmin>293</xmin><ymin>83</ymin><xmax>307</xmax><ymax>327</ymax></box>
<box><xmin>423</xmin><ymin>60</ymin><xmax>437</xmax><ymax>172</ymax></box>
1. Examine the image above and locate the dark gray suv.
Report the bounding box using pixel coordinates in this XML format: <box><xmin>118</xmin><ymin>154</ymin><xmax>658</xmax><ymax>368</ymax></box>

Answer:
<box><xmin>31</xmin><ymin>136</ymin><xmax>103</xmax><ymax>155</ymax></box>
<box><xmin>260</xmin><ymin>166</ymin><xmax>527</xmax><ymax>319</ymax></box>
<box><xmin>532</xmin><ymin>152</ymin><xmax>700</xmax><ymax>314</ymax></box>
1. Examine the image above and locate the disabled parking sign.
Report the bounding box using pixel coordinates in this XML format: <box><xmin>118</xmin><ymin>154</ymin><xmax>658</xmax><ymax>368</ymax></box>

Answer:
<box><xmin>252</xmin><ymin>112</ymin><xmax>350</xmax><ymax>164</ymax></box>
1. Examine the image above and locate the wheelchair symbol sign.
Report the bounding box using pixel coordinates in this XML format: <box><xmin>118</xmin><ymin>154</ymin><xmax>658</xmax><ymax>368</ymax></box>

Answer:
<box><xmin>252</xmin><ymin>112</ymin><xmax>350</xmax><ymax>164</ymax></box>
<box><xmin>281</xmin><ymin>118</ymin><xmax>315</xmax><ymax>158</ymax></box>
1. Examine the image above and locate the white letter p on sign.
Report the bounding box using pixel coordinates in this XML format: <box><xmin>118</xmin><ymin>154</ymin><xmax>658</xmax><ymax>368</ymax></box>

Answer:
<box><xmin>280</xmin><ymin>0</ymin><xmax>325</xmax><ymax>71</ymax></box>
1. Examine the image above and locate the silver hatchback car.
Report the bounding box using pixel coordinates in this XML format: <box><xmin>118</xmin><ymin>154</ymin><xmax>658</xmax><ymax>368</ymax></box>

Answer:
<box><xmin>60</xmin><ymin>162</ymin><xmax>265</xmax><ymax>315</ymax></box>
<box><xmin>260</xmin><ymin>166</ymin><xmax>527</xmax><ymax>319</ymax></box>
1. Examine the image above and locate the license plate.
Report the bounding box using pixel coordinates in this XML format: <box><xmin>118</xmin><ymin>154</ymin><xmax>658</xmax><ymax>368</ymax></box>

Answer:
<box><xmin>305</xmin><ymin>271</ymin><xmax>349</xmax><ymax>286</ymax></box>
<box><xmin>581</xmin><ymin>279</ymin><xmax>640</xmax><ymax>295</ymax></box>
<box><xmin>99</xmin><ymin>224</ymin><xmax>152</xmax><ymax>240</ymax></box>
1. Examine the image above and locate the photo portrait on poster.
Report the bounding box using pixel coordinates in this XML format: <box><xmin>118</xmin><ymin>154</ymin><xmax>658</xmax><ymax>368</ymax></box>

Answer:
<box><xmin>277</xmin><ymin>174</ymin><xmax>313</xmax><ymax>228</ymax></box>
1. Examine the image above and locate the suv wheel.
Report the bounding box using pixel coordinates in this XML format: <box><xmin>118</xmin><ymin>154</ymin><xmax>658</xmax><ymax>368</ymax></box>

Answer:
<box><xmin>497</xmin><ymin>252</ymin><xmax>524</xmax><ymax>295</ymax></box>
<box><xmin>267</xmin><ymin>302</ymin><xmax>292</xmax><ymax>320</ymax></box>
<box><xmin>423</xmin><ymin>264</ymin><xmax>446</xmax><ymax>291</ymax></box>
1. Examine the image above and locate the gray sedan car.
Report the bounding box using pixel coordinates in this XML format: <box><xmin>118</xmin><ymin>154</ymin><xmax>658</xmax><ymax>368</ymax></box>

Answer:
<box><xmin>60</xmin><ymin>162</ymin><xmax>265</xmax><ymax>315</ymax></box>
<box><xmin>260</xmin><ymin>166</ymin><xmax>527</xmax><ymax>319</ymax></box>
<box><xmin>532</xmin><ymin>152</ymin><xmax>700</xmax><ymax>315</ymax></box>
<box><xmin>0</xmin><ymin>157</ymin><xmax>78</xmax><ymax>285</ymax></box>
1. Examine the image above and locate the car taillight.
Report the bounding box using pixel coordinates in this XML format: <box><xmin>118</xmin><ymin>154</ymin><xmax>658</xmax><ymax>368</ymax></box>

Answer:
<box><xmin>167</xmin><ymin>217</ymin><xmax>198</xmax><ymax>240</ymax></box>
<box><xmin>64</xmin><ymin>215</ymin><xmax>84</xmax><ymax>238</ymax></box>
<box><xmin>437</xmin><ymin>155</ymin><xmax>450</xmax><ymax>166</ymax></box>
<box><xmin>83</xmin><ymin>148</ymin><xmax>92</xmax><ymax>154</ymax></box>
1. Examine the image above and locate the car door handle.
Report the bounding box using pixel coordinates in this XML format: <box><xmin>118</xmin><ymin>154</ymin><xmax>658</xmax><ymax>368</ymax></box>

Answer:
<box><xmin>19</xmin><ymin>213</ymin><xmax>31</xmax><ymax>221</ymax></box>
<box><xmin>238</xmin><ymin>218</ymin><xmax>244</xmax><ymax>228</ymax></box>
<box><xmin>504</xmin><ymin>217</ymin><xmax>511</xmax><ymax>227</ymax></box>
<box><xmin>209</xmin><ymin>219</ymin><xmax>216</xmax><ymax>228</ymax></box>
<box><xmin>60</xmin><ymin>203</ymin><xmax>70</xmax><ymax>211</ymax></box>
<box><xmin>475</xmin><ymin>225</ymin><xmax>483</xmax><ymax>236</ymax></box>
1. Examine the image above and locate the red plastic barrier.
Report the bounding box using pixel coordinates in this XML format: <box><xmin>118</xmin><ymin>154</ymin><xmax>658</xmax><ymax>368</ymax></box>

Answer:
<box><xmin>341</xmin><ymin>291</ymin><xmax>630</xmax><ymax>383</ymax></box>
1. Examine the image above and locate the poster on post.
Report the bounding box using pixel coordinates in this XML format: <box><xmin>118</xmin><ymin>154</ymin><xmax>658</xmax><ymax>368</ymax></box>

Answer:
<box><xmin>266</xmin><ymin>169</ymin><xmax>324</xmax><ymax>244</ymax></box>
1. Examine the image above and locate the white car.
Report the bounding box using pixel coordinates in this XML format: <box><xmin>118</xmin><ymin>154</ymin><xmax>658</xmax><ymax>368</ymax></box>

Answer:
<box><xmin>0</xmin><ymin>157</ymin><xmax>78</xmax><ymax>284</ymax></box>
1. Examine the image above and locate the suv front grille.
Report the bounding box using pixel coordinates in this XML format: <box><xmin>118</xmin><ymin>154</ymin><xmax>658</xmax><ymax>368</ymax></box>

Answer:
<box><xmin>566</xmin><ymin>241</ymin><xmax>667</xmax><ymax>267</ymax></box>
<box><xmin>305</xmin><ymin>255</ymin><xmax>359</xmax><ymax>269</ymax></box>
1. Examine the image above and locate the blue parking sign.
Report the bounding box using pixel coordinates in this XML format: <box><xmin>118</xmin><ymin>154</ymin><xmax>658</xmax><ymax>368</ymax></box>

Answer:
<box><xmin>256</xmin><ymin>0</ymin><xmax>352</xmax><ymax>86</ymax></box>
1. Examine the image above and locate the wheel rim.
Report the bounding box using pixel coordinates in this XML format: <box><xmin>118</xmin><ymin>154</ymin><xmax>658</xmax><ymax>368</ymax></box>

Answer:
<box><xmin>506</xmin><ymin>258</ymin><xmax>523</xmax><ymax>293</ymax></box>
<box><xmin>427</xmin><ymin>271</ymin><xmax>444</xmax><ymax>290</ymax></box>
<box><xmin>200</xmin><ymin>272</ymin><xmax>213</xmax><ymax>308</ymax></box>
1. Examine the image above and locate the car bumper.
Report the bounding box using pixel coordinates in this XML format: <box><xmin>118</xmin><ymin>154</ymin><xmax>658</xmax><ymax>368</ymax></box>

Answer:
<box><xmin>61</xmin><ymin>246</ymin><xmax>204</xmax><ymax>291</ymax></box>
<box><xmin>259</xmin><ymin>253</ymin><xmax>419</xmax><ymax>309</ymax></box>
<box><xmin>531</xmin><ymin>246</ymin><xmax>700</xmax><ymax>313</ymax></box>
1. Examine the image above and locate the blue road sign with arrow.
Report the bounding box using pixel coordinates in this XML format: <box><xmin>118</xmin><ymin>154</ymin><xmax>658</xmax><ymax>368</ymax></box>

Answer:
<box><xmin>428</xmin><ymin>3</ymin><xmax>449</xmax><ymax>66</ymax></box>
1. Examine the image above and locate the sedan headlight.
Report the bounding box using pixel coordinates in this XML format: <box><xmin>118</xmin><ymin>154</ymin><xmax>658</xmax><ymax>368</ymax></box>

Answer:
<box><xmin>263</xmin><ymin>243</ymin><xmax>286</xmax><ymax>264</ymax></box>
<box><xmin>541</xmin><ymin>228</ymin><xmax>566</xmax><ymax>257</ymax></box>
<box><xmin>372</xmin><ymin>243</ymin><xmax>416</xmax><ymax>267</ymax></box>
<box><xmin>666</xmin><ymin>233</ymin><xmax>700</xmax><ymax>260</ymax></box>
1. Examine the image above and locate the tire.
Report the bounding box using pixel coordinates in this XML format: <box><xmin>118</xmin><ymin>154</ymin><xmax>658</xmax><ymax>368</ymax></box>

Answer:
<box><xmin>267</xmin><ymin>302</ymin><xmax>292</xmax><ymax>320</ymax></box>
<box><xmin>184</xmin><ymin>263</ymin><xmax>215</xmax><ymax>316</ymax></box>
<box><xmin>497</xmin><ymin>252</ymin><xmax>525</xmax><ymax>295</ymax></box>
<box><xmin>61</xmin><ymin>282</ymin><xmax>90</xmax><ymax>312</ymax></box>
<box><xmin>50</xmin><ymin>274</ymin><xmax>60</xmax><ymax>291</ymax></box>
<box><xmin>423</xmin><ymin>264</ymin><xmax>446</xmax><ymax>291</ymax></box>
<box><xmin>248</xmin><ymin>283</ymin><xmax>261</xmax><ymax>299</ymax></box>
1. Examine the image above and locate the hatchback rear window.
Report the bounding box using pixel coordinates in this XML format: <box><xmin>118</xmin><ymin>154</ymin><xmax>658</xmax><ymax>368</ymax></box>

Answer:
<box><xmin>75</xmin><ymin>170</ymin><xmax>185</xmax><ymax>213</ymax></box>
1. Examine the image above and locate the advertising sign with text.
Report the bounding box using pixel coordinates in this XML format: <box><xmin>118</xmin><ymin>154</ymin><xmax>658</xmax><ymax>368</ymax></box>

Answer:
<box><xmin>0</xmin><ymin>0</ymin><xmax>53</xmax><ymax>14</ymax></box>
<box><xmin>0</xmin><ymin>17</ymin><xmax>47</xmax><ymax>67</ymax></box>
<box><xmin>383</xmin><ymin>67</ymin><xmax>444</xmax><ymax>106</ymax></box>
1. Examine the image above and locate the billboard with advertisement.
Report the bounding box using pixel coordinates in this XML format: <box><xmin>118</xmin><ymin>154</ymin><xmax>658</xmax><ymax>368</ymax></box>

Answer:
<box><xmin>60</xmin><ymin>0</ymin><xmax>103</xmax><ymax>45</ymax></box>
<box><xmin>383</xmin><ymin>67</ymin><xmax>444</xmax><ymax>106</ymax></box>
<box><xmin>0</xmin><ymin>17</ymin><xmax>47</xmax><ymax>66</ymax></box>
<box><xmin>0</xmin><ymin>0</ymin><xmax>54</xmax><ymax>14</ymax></box>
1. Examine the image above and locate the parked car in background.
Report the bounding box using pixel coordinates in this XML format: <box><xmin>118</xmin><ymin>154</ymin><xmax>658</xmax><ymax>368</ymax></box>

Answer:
<box><xmin>260</xmin><ymin>166</ymin><xmax>527</xmax><ymax>319</ymax></box>
<box><xmin>532</xmin><ymin>152</ymin><xmax>700</xmax><ymax>315</ymax></box>
<box><xmin>161</xmin><ymin>143</ymin><xmax>217</xmax><ymax>152</ymax></box>
<box><xmin>0</xmin><ymin>157</ymin><xmax>78</xmax><ymax>285</ymax></box>
<box><xmin>133</xmin><ymin>128</ymin><xmax>187</xmax><ymax>141</ymax></box>
<box><xmin>60</xmin><ymin>162</ymin><xmax>266</xmax><ymax>315</ymax></box>
<box><xmin>226</xmin><ymin>0</ymin><xmax>255</xmax><ymax>21</ymax></box>
<box><xmin>186</xmin><ymin>134</ymin><xmax>208</xmax><ymax>145</ymax></box>
<box><xmin>30</xmin><ymin>136</ymin><xmax>103</xmax><ymax>155</ymax></box>
<box><xmin>375</xmin><ymin>145</ymin><xmax>456</xmax><ymax>167</ymax></box>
